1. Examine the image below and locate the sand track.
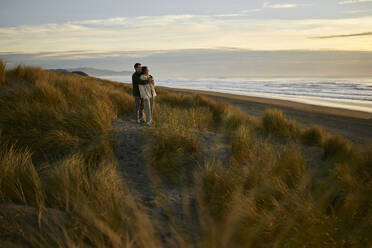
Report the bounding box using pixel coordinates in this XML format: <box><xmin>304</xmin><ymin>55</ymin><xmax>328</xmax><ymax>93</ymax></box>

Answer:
<box><xmin>112</xmin><ymin>117</ymin><xmax>232</xmax><ymax>245</ymax></box>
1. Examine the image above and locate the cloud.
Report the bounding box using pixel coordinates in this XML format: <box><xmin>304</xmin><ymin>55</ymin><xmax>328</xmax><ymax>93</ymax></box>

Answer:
<box><xmin>264</xmin><ymin>3</ymin><xmax>297</xmax><ymax>8</ymax></box>
<box><xmin>263</xmin><ymin>2</ymin><xmax>311</xmax><ymax>8</ymax></box>
<box><xmin>240</xmin><ymin>9</ymin><xmax>262</xmax><ymax>13</ymax></box>
<box><xmin>1</xmin><ymin>14</ymin><xmax>372</xmax><ymax>53</ymax></box>
<box><xmin>339</xmin><ymin>0</ymin><xmax>372</xmax><ymax>4</ymax></box>
<box><xmin>2</xmin><ymin>49</ymin><xmax>372</xmax><ymax>78</ymax></box>
<box><xmin>309</xmin><ymin>31</ymin><xmax>372</xmax><ymax>39</ymax></box>
<box><xmin>341</xmin><ymin>9</ymin><xmax>372</xmax><ymax>14</ymax></box>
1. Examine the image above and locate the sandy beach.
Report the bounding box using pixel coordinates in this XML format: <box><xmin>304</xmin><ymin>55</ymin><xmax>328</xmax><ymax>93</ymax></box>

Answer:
<box><xmin>162</xmin><ymin>87</ymin><xmax>372</xmax><ymax>145</ymax></box>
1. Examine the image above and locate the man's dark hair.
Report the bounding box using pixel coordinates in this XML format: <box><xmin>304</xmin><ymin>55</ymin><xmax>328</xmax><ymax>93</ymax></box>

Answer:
<box><xmin>134</xmin><ymin>63</ymin><xmax>141</xmax><ymax>69</ymax></box>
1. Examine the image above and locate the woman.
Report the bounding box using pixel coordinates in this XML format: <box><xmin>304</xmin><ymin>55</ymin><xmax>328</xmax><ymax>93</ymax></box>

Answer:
<box><xmin>138</xmin><ymin>66</ymin><xmax>157</xmax><ymax>125</ymax></box>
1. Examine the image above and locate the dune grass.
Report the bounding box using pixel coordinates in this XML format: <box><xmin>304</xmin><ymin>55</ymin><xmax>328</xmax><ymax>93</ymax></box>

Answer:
<box><xmin>0</xmin><ymin>144</ymin><xmax>44</xmax><ymax>209</ymax></box>
<box><xmin>230</xmin><ymin>125</ymin><xmax>256</xmax><ymax>163</ymax></box>
<box><xmin>196</xmin><ymin>161</ymin><xmax>239</xmax><ymax>221</ymax></box>
<box><xmin>152</xmin><ymin>103</ymin><xmax>214</xmax><ymax>132</ymax></box>
<box><xmin>0</xmin><ymin>60</ymin><xmax>6</xmax><ymax>84</ymax></box>
<box><xmin>146</xmin><ymin>127</ymin><xmax>199</xmax><ymax>184</ymax></box>
<box><xmin>156</xmin><ymin>89</ymin><xmax>194</xmax><ymax>108</ymax></box>
<box><xmin>0</xmin><ymin>64</ymin><xmax>370</xmax><ymax>247</ymax></box>
<box><xmin>262</xmin><ymin>108</ymin><xmax>300</xmax><ymax>139</ymax></box>
<box><xmin>0</xmin><ymin>65</ymin><xmax>158</xmax><ymax>247</ymax></box>
<box><xmin>1</xmin><ymin>65</ymin><xmax>134</xmax><ymax>164</ymax></box>
<box><xmin>195</xmin><ymin>141</ymin><xmax>370</xmax><ymax>247</ymax></box>
<box><xmin>222</xmin><ymin>105</ymin><xmax>258</xmax><ymax>133</ymax></box>
<box><xmin>322</xmin><ymin>134</ymin><xmax>356</xmax><ymax>162</ymax></box>
<box><xmin>0</xmin><ymin>145</ymin><xmax>158</xmax><ymax>247</ymax></box>
<box><xmin>146</xmin><ymin>82</ymin><xmax>370</xmax><ymax>247</ymax></box>
<box><xmin>155</xmin><ymin>90</ymin><xmax>370</xmax><ymax>247</ymax></box>
<box><xmin>301</xmin><ymin>125</ymin><xmax>325</xmax><ymax>146</ymax></box>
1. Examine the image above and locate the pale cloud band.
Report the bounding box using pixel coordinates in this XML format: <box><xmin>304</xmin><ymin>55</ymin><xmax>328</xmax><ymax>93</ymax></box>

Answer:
<box><xmin>1</xmin><ymin>13</ymin><xmax>372</xmax><ymax>53</ymax></box>
<box><xmin>310</xmin><ymin>31</ymin><xmax>372</xmax><ymax>39</ymax></box>
<box><xmin>263</xmin><ymin>2</ymin><xmax>312</xmax><ymax>8</ymax></box>
<box><xmin>339</xmin><ymin>0</ymin><xmax>372</xmax><ymax>4</ymax></box>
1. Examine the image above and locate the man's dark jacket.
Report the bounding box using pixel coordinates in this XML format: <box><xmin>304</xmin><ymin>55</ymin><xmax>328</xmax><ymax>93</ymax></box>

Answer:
<box><xmin>132</xmin><ymin>72</ymin><xmax>149</xmax><ymax>97</ymax></box>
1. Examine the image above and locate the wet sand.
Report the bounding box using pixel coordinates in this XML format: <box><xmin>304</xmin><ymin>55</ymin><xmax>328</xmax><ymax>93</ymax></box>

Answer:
<box><xmin>162</xmin><ymin>87</ymin><xmax>372</xmax><ymax>145</ymax></box>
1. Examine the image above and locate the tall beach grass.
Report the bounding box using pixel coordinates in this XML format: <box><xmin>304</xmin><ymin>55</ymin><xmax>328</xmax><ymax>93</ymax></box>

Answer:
<box><xmin>0</xmin><ymin>64</ymin><xmax>159</xmax><ymax>247</ymax></box>
<box><xmin>0</xmin><ymin>62</ymin><xmax>370</xmax><ymax>247</ymax></box>
<box><xmin>0</xmin><ymin>60</ymin><xmax>6</xmax><ymax>84</ymax></box>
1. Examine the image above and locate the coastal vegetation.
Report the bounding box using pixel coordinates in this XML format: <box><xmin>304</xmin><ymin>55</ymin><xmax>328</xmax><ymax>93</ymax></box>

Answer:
<box><xmin>0</xmin><ymin>60</ymin><xmax>370</xmax><ymax>247</ymax></box>
<box><xmin>0</xmin><ymin>60</ymin><xmax>6</xmax><ymax>84</ymax></box>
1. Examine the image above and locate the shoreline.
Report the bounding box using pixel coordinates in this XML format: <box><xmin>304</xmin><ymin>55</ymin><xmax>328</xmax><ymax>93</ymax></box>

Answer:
<box><xmin>159</xmin><ymin>86</ymin><xmax>372</xmax><ymax>145</ymax></box>
<box><xmin>161</xmin><ymin>87</ymin><xmax>372</xmax><ymax>119</ymax></box>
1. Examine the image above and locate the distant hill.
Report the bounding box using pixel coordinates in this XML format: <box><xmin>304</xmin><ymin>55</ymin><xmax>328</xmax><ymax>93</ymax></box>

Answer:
<box><xmin>48</xmin><ymin>67</ymin><xmax>132</xmax><ymax>77</ymax></box>
<box><xmin>66</xmin><ymin>67</ymin><xmax>132</xmax><ymax>76</ymax></box>
<box><xmin>48</xmin><ymin>69</ymin><xmax>88</xmax><ymax>76</ymax></box>
<box><xmin>71</xmin><ymin>71</ymin><xmax>89</xmax><ymax>77</ymax></box>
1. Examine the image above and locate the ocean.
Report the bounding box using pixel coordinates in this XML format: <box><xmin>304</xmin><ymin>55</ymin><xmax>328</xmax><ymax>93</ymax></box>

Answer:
<box><xmin>100</xmin><ymin>76</ymin><xmax>372</xmax><ymax>113</ymax></box>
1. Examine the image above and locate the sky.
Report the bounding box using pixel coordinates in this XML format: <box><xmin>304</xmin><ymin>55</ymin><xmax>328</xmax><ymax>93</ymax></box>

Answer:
<box><xmin>0</xmin><ymin>0</ymin><xmax>372</xmax><ymax>78</ymax></box>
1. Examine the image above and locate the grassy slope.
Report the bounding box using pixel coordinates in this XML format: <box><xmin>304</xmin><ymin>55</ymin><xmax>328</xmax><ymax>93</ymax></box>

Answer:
<box><xmin>0</xmin><ymin>61</ymin><xmax>370</xmax><ymax>247</ymax></box>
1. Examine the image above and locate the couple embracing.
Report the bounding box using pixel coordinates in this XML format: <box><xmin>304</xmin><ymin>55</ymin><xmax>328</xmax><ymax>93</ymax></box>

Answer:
<box><xmin>131</xmin><ymin>63</ymin><xmax>157</xmax><ymax>126</ymax></box>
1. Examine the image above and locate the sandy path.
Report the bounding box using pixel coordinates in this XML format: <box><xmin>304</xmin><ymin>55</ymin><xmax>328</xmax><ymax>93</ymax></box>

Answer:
<box><xmin>112</xmin><ymin>118</ymin><xmax>155</xmax><ymax>203</ymax></box>
<box><xmin>111</xmin><ymin>117</ymin><xmax>232</xmax><ymax>245</ymax></box>
<box><xmin>112</xmin><ymin>118</ymin><xmax>197</xmax><ymax>245</ymax></box>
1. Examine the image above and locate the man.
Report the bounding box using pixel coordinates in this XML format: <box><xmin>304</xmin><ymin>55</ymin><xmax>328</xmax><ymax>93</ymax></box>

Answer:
<box><xmin>132</xmin><ymin>63</ymin><xmax>149</xmax><ymax>123</ymax></box>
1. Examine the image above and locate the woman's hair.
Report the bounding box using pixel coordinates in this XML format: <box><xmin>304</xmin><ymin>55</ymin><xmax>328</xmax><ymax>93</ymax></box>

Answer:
<box><xmin>141</xmin><ymin>66</ymin><xmax>148</xmax><ymax>75</ymax></box>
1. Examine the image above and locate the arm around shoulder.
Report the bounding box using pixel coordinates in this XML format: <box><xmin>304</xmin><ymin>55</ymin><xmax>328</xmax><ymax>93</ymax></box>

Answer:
<box><xmin>138</xmin><ymin>75</ymin><xmax>149</xmax><ymax>85</ymax></box>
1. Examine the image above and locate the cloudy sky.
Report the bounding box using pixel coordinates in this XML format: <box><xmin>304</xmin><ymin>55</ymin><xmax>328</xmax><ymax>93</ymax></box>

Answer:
<box><xmin>0</xmin><ymin>0</ymin><xmax>372</xmax><ymax>77</ymax></box>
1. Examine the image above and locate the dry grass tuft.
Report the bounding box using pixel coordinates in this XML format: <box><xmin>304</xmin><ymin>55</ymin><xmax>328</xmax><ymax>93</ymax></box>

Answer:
<box><xmin>231</xmin><ymin>126</ymin><xmax>255</xmax><ymax>163</ymax></box>
<box><xmin>153</xmin><ymin>104</ymin><xmax>214</xmax><ymax>131</ymax></box>
<box><xmin>194</xmin><ymin>94</ymin><xmax>228</xmax><ymax>123</ymax></box>
<box><xmin>262</xmin><ymin>109</ymin><xmax>300</xmax><ymax>139</ymax></box>
<box><xmin>0</xmin><ymin>144</ymin><xmax>44</xmax><ymax>208</ymax></box>
<box><xmin>11</xmin><ymin>65</ymin><xmax>47</xmax><ymax>84</ymax></box>
<box><xmin>197</xmin><ymin>162</ymin><xmax>239</xmax><ymax>221</ymax></box>
<box><xmin>222</xmin><ymin>105</ymin><xmax>259</xmax><ymax>134</ymax></box>
<box><xmin>301</xmin><ymin>125</ymin><xmax>325</xmax><ymax>146</ymax></box>
<box><xmin>274</xmin><ymin>147</ymin><xmax>307</xmax><ymax>188</ymax></box>
<box><xmin>158</xmin><ymin>91</ymin><xmax>194</xmax><ymax>108</ymax></box>
<box><xmin>322</xmin><ymin>135</ymin><xmax>355</xmax><ymax>161</ymax></box>
<box><xmin>147</xmin><ymin>128</ymin><xmax>199</xmax><ymax>184</ymax></box>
